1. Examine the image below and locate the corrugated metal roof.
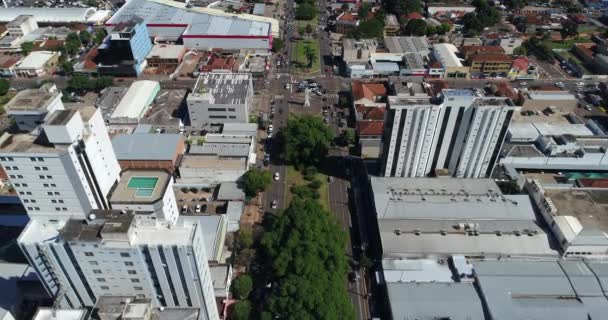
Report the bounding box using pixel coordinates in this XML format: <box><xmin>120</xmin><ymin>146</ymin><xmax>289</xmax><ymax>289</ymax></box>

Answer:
<box><xmin>112</xmin><ymin>133</ymin><xmax>182</xmax><ymax>160</ymax></box>
<box><xmin>111</xmin><ymin>81</ymin><xmax>160</xmax><ymax>120</ymax></box>
<box><xmin>0</xmin><ymin>7</ymin><xmax>96</xmax><ymax>23</ymax></box>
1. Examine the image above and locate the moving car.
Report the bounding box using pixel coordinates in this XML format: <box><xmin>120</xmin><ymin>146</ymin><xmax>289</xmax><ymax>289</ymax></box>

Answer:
<box><xmin>274</xmin><ymin>172</ymin><xmax>280</xmax><ymax>180</ymax></box>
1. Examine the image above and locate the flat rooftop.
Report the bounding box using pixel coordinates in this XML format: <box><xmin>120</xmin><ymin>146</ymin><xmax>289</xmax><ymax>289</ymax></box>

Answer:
<box><xmin>59</xmin><ymin>210</ymin><xmax>135</xmax><ymax>242</ymax></box>
<box><xmin>5</xmin><ymin>88</ymin><xmax>60</xmax><ymax>113</ymax></box>
<box><xmin>112</xmin><ymin>133</ymin><xmax>183</xmax><ymax>161</ymax></box>
<box><xmin>546</xmin><ymin>189</ymin><xmax>608</xmax><ymax>231</ymax></box>
<box><xmin>388</xmin><ymin>96</ymin><xmax>435</xmax><ymax>107</ymax></box>
<box><xmin>0</xmin><ymin>132</ymin><xmax>57</xmax><ymax>154</ymax></box>
<box><xmin>190</xmin><ymin>73</ymin><xmax>251</xmax><ymax>105</ymax></box>
<box><xmin>180</xmin><ymin>154</ymin><xmax>246</xmax><ymax>170</ymax></box>
<box><xmin>110</xmin><ymin>170</ymin><xmax>171</xmax><ymax>204</ymax></box>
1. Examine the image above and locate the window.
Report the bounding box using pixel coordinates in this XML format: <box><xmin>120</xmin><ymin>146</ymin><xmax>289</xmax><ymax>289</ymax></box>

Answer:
<box><xmin>51</xmin><ymin>200</ymin><xmax>57</xmax><ymax>203</ymax></box>
<box><xmin>39</xmin><ymin>175</ymin><xmax>45</xmax><ymax>179</ymax></box>
<box><xmin>100</xmin><ymin>286</ymin><xmax>109</xmax><ymax>290</ymax></box>
<box><xmin>37</xmin><ymin>158</ymin><xmax>43</xmax><ymax>161</ymax></box>
<box><xmin>9</xmin><ymin>175</ymin><xmax>15</xmax><ymax>179</ymax></box>
<box><xmin>19</xmin><ymin>191</ymin><xmax>24</xmax><ymax>195</ymax></box>
<box><xmin>26</xmin><ymin>192</ymin><xmax>32</xmax><ymax>195</ymax></box>
<box><xmin>58</xmin><ymin>200</ymin><xmax>63</xmax><ymax>203</ymax></box>
<box><xmin>43</xmin><ymin>184</ymin><xmax>48</xmax><ymax>187</ymax></box>
<box><xmin>42</xmin><ymin>167</ymin><xmax>48</xmax><ymax>171</ymax></box>
<box><xmin>22</xmin><ymin>183</ymin><xmax>27</xmax><ymax>187</ymax></box>
<box><xmin>47</xmin><ymin>176</ymin><xmax>52</xmax><ymax>179</ymax></box>
<box><xmin>50</xmin><ymin>184</ymin><xmax>56</xmax><ymax>187</ymax></box>
<box><xmin>130</xmin><ymin>278</ymin><xmax>140</xmax><ymax>283</ymax></box>
<box><xmin>62</xmin><ymin>207</ymin><xmax>67</xmax><ymax>211</ymax></box>
<box><xmin>89</xmin><ymin>261</ymin><xmax>98</xmax><ymax>265</ymax></box>
<box><xmin>127</xmin><ymin>270</ymin><xmax>137</xmax><ymax>275</ymax></box>
<box><xmin>23</xmin><ymin>199</ymin><xmax>29</xmax><ymax>203</ymax></box>
<box><xmin>47</xmin><ymin>192</ymin><xmax>53</xmax><ymax>196</ymax></box>
<box><xmin>120</xmin><ymin>253</ymin><xmax>130</xmax><ymax>258</ymax></box>
<box><xmin>93</xmin><ymin>269</ymin><xmax>102</xmax><ymax>274</ymax></box>
<box><xmin>84</xmin><ymin>252</ymin><xmax>94</xmax><ymax>257</ymax></box>
<box><xmin>97</xmin><ymin>278</ymin><xmax>106</xmax><ymax>282</ymax></box>
<box><xmin>17</xmin><ymin>175</ymin><xmax>22</xmax><ymax>179</ymax></box>
<box><xmin>30</xmin><ymin>157</ymin><xmax>37</xmax><ymax>161</ymax></box>
<box><xmin>134</xmin><ymin>286</ymin><xmax>143</xmax><ymax>291</ymax></box>
<box><xmin>30</xmin><ymin>199</ymin><xmax>36</xmax><ymax>203</ymax></box>
<box><xmin>7</xmin><ymin>157</ymin><xmax>12</xmax><ymax>161</ymax></box>
<box><xmin>34</xmin><ymin>167</ymin><xmax>40</xmax><ymax>171</ymax></box>
<box><xmin>34</xmin><ymin>207</ymin><xmax>39</xmax><ymax>211</ymax></box>
<box><xmin>124</xmin><ymin>262</ymin><xmax>134</xmax><ymax>266</ymax></box>
<box><xmin>54</xmin><ymin>192</ymin><xmax>59</xmax><ymax>195</ymax></box>
<box><xmin>27</xmin><ymin>207</ymin><xmax>33</xmax><ymax>210</ymax></box>
<box><xmin>55</xmin><ymin>207</ymin><xmax>61</xmax><ymax>211</ymax></box>
<box><xmin>0</xmin><ymin>157</ymin><xmax>6</xmax><ymax>161</ymax></box>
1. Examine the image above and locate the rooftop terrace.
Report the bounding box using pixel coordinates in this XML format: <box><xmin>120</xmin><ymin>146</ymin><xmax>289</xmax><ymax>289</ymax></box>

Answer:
<box><xmin>109</xmin><ymin>170</ymin><xmax>171</xmax><ymax>204</ymax></box>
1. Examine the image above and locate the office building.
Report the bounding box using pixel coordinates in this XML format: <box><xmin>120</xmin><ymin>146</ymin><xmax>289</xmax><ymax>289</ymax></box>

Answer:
<box><xmin>7</xmin><ymin>15</ymin><xmax>38</xmax><ymax>37</ymax></box>
<box><xmin>14</xmin><ymin>51</ymin><xmax>60</xmax><ymax>78</ymax></box>
<box><xmin>18</xmin><ymin>210</ymin><xmax>220</xmax><ymax>320</ymax></box>
<box><xmin>96</xmin><ymin>17</ymin><xmax>152</xmax><ymax>76</ymax></box>
<box><xmin>187</xmin><ymin>73</ymin><xmax>253</xmax><ymax>126</ymax></box>
<box><xmin>4</xmin><ymin>83</ymin><xmax>63</xmax><ymax>131</ymax></box>
<box><xmin>432</xmin><ymin>43</ymin><xmax>470</xmax><ymax>78</ymax></box>
<box><xmin>371</xmin><ymin>177</ymin><xmax>557</xmax><ymax>259</ymax></box>
<box><xmin>382</xmin><ymin>89</ymin><xmax>517</xmax><ymax>178</ymax></box>
<box><xmin>0</xmin><ymin>106</ymin><xmax>121</xmax><ymax>220</ymax></box>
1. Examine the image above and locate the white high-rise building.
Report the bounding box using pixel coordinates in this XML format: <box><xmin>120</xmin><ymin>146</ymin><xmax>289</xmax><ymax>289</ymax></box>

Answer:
<box><xmin>18</xmin><ymin>210</ymin><xmax>220</xmax><ymax>320</ymax></box>
<box><xmin>0</xmin><ymin>106</ymin><xmax>121</xmax><ymax>219</ymax></box>
<box><xmin>383</xmin><ymin>89</ymin><xmax>518</xmax><ymax>178</ymax></box>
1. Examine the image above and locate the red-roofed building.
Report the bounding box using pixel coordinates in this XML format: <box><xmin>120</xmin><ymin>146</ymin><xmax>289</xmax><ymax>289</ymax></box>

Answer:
<box><xmin>74</xmin><ymin>46</ymin><xmax>99</xmax><ymax>75</ymax></box>
<box><xmin>357</xmin><ymin>120</ymin><xmax>385</xmax><ymax>160</ymax></box>
<box><xmin>336</xmin><ymin>12</ymin><xmax>360</xmax><ymax>34</ymax></box>
<box><xmin>0</xmin><ymin>54</ymin><xmax>21</xmax><ymax>77</ymax></box>
<box><xmin>576</xmin><ymin>178</ymin><xmax>608</xmax><ymax>189</ymax></box>
<box><xmin>469</xmin><ymin>53</ymin><xmax>513</xmax><ymax>76</ymax></box>
<box><xmin>352</xmin><ymin>81</ymin><xmax>387</xmax><ymax>107</ymax></box>
<box><xmin>356</xmin><ymin>105</ymin><xmax>386</xmax><ymax>121</ymax></box>
<box><xmin>406</xmin><ymin>12</ymin><xmax>425</xmax><ymax>20</ymax></box>
<box><xmin>461</xmin><ymin>45</ymin><xmax>505</xmax><ymax>59</ymax></box>
<box><xmin>200</xmin><ymin>55</ymin><xmax>237</xmax><ymax>72</ymax></box>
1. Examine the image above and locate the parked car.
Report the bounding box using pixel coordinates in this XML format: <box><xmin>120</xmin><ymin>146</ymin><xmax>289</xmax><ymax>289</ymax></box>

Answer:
<box><xmin>181</xmin><ymin>205</ymin><xmax>188</xmax><ymax>213</ymax></box>
<box><xmin>195</xmin><ymin>204</ymin><xmax>201</xmax><ymax>213</ymax></box>
<box><xmin>274</xmin><ymin>172</ymin><xmax>280</xmax><ymax>180</ymax></box>
<box><xmin>271</xmin><ymin>200</ymin><xmax>277</xmax><ymax>209</ymax></box>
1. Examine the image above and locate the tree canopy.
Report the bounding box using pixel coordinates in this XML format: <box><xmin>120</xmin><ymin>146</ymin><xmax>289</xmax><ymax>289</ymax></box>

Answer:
<box><xmin>94</xmin><ymin>76</ymin><xmax>114</xmax><ymax>90</ymax></box>
<box><xmin>231</xmin><ymin>300</ymin><xmax>252</xmax><ymax>320</ymax></box>
<box><xmin>242</xmin><ymin>168</ymin><xmax>272</xmax><ymax>197</ymax></box>
<box><xmin>273</xmin><ymin>38</ymin><xmax>285</xmax><ymax>52</ymax></box>
<box><xmin>296</xmin><ymin>3</ymin><xmax>316</xmax><ymax>20</ymax></box>
<box><xmin>462</xmin><ymin>0</ymin><xmax>500</xmax><ymax>34</ymax></box>
<box><xmin>561</xmin><ymin>20</ymin><xmax>578</xmax><ymax>39</ymax></box>
<box><xmin>385</xmin><ymin>0</ymin><xmax>422</xmax><ymax>17</ymax></box>
<box><xmin>94</xmin><ymin>29</ymin><xmax>107</xmax><ymax>45</ymax></box>
<box><xmin>260</xmin><ymin>198</ymin><xmax>354</xmax><ymax>319</ymax></box>
<box><xmin>282</xmin><ymin>116</ymin><xmax>334</xmax><ymax>168</ymax></box>
<box><xmin>21</xmin><ymin>42</ymin><xmax>34</xmax><ymax>55</ymax></box>
<box><xmin>231</xmin><ymin>274</ymin><xmax>253</xmax><ymax>300</ymax></box>
<box><xmin>404</xmin><ymin>19</ymin><xmax>427</xmax><ymax>36</ymax></box>
<box><xmin>0</xmin><ymin>79</ymin><xmax>9</xmax><ymax>96</ymax></box>
<box><xmin>356</xmin><ymin>18</ymin><xmax>385</xmax><ymax>38</ymax></box>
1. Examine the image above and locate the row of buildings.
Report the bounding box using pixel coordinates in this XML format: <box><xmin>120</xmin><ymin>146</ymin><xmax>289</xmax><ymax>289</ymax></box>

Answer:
<box><xmin>341</xmin><ymin>36</ymin><xmax>532</xmax><ymax>80</ymax></box>
<box><xmin>0</xmin><ymin>75</ymin><xmax>261</xmax><ymax>318</ymax></box>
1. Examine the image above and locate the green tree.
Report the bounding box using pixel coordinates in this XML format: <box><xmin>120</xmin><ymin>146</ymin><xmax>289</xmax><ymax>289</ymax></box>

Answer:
<box><xmin>404</xmin><ymin>19</ymin><xmax>427</xmax><ymax>36</ymax></box>
<box><xmin>303</xmin><ymin>44</ymin><xmax>317</xmax><ymax>68</ymax></box>
<box><xmin>357</xmin><ymin>18</ymin><xmax>384</xmax><ymax>38</ymax></box>
<box><xmin>260</xmin><ymin>198</ymin><xmax>354</xmax><ymax>319</ymax></box>
<box><xmin>67</xmin><ymin>75</ymin><xmax>92</xmax><ymax>92</ymax></box>
<box><xmin>0</xmin><ymin>79</ymin><xmax>9</xmax><ymax>96</ymax></box>
<box><xmin>242</xmin><ymin>168</ymin><xmax>272</xmax><ymax>197</ymax></box>
<box><xmin>65</xmin><ymin>33</ymin><xmax>82</xmax><ymax>56</ymax></box>
<box><xmin>61</xmin><ymin>60</ymin><xmax>74</xmax><ymax>75</ymax></box>
<box><xmin>237</xmin><ymin>227</ymin><xmax>254</xmax><ymax>249</ymax></box>
<box><xmin>342</xmin><ymin>128</ymin><xmax>356</xmax><ymax>145</ymax></box>
<box><xmin>296</xmin><ymin>3</ymin><xmax>316</xmax><ymax>20</ymax></box>
<box><xmin>305</xmin><ymin>23</ymin><xmax>313</xmax><ymax>34</ymax></box>
<box><xmin>282</xmin><ymin>116</ymin><xmax>334</xmax><ymax>168</ymax></box>
<box><xmin>561</xmin><ymin>20</ymin><xmax>578</xmax><ymax>40</ymax></box>
<box><xmin>231</xmin><ymin>274</ymin><xmax>253</xmax><ymax>299</ymax></box>
<box><xmin>94</xmin><ymin>76</ymin><xmax>114</xmax><ymax>90</ymax></box>
<box><xmin>513</xmin><ymin>46</ymin><xmax>528</xmax><ymax>56</ymax></box>
<box><xmin>272</xmin><ymin>38</ymin><xmax>285</xmax><ymax>52</ymax></box>
<box><xmin>358</xmin><ymin>3</ymin><xmax>372</xmax><ymax>18</ymax></box>
<box><xmin>497</xmin><ymin>180</ymin><xmax>521</xmax><ymax>194</ymax></box>
<box><xmin>94</xmin><ymin>29</ymin><xmax>106</xmax><ymax>45</ymax></box>
<box><xmin>385</xmin><ymin>0</ymin><xmax>422</xmax><ymax>16</ymax></box>
<box><xmin>462</xmin><ymin>13</ymin><xmax>483</xmax><ymax>34</ymax></box>
<box><xmin>231</xmin><ymin>300</ymin><xmax>252</xmax><ymax>320</ymax></box>
<box><xmin>20</xmin><ymin>41</ymin><xmax>34</xmax><ymax>55</ymax></box>
<box><xmin>79</xmin><ymin>30</ymin><xmax>92</xmax><ymax>46</ymax></box>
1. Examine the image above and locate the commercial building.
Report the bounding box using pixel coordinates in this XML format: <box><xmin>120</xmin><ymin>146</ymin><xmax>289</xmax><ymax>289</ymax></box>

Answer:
<box><xmin>105</xmin><ymin>0</ymin><xmax>276</xmax><ymax>51</ymax></box>
<box><xmin>335</xmin><ymin>12</ymin><xmax>359</xmax><ymax>34</ymax></box>
<box><xmin>18</xmin><ymin>210</ymin><xmax>220</xmax><ymax>320</ymax></box>
<box><xmin>112</xmin><ymin>133</ymin><xmax>185</xmax><ymax>172</ymax></box>
<box><xmin>0</xmin><ymin>7</ymin><xmax>106</xmax><ymax>24</ymax></box>
<box><xmin>342</xmin><ymin>38</ymin><xmax>378</xmax><ymax>78</ymax></box>
<box><xmin>527</xmin><ymin>179</ymin><xmax>608</xmax><ymax>257</ymax></box>
<box><xmin>383</xmin><ymin>15</ymin><xmax>400</xmax><ymax>36</ymax></box>
<box><xmin>7</xmin><ymin>15</ymin><xmax>38</xmax><ymax>37</ymax></box>
<box><xmin>469</xmin><ymin>53</ymin><xmax>513</xmax><ymax>76</ymax></box>
<box><xmin>384</xmin><ymin>36</ymin><xmax>431</xmax><ymax>76</ymax></box>
<box><xmin>96</xmin><ymin>18</ymin><xmax>152</xmax><ymax>77</ymax></box>
<box><xmin>432</xmin><ymin>43</ymin><xmax>469</xmax><ymax>78</ymax></box>
<box><xmin>372</xmin><ymin>177</ymin><xmax>557</xmax><ymax>259</ymax></box>
<box><xmin>89</xmin><ymin>295</ymin><xmax>199</xmax><ymax>320</ymax></box>
<box><xmin>382</xmin><ymin>89</ymin><xmax>517</xmax><ymax>178</ymax></box>
<box><xmin>187</xmin><ymin>73</ymin><xmax>253</xmax><ymax>126</ymax></box>
<box><xmin>146</xmin><ymin>44</ymin><xmax>185</xmax><ymax>71</ymax></box>
<box><xmin>14</xmin><ymin>51</ymin><xmax>59</xmax><ymax>77</ymax></box>
<box><xmin>109</xmin><ymin>81</ymin><xmax>160</xmax><ymax>124</ymax></box>
<box><xmin>178</xmin><ymin>155</ymin><xmax>247</xmax><ymax>186</ymax></box>
<box><xmin>520</xmin><ymin>89</ymin><xmax>578</xmax><ymax>112</ymax></box>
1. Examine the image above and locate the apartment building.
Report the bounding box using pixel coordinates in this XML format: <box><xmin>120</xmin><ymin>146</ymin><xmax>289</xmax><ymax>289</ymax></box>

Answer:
<box><xmin>0</xmin><ymin>106</ymin><xmax>121</xmax><ymax>220</ymax></box>
<box><xmin>382</xmin><ymin>89</ymin><xmax>517</xmax><ymax>178</ymax></box>
<box><xmin>18</xmin><ymin>210</ymin><xmax>220</xmax><ymax>320</ymax></box>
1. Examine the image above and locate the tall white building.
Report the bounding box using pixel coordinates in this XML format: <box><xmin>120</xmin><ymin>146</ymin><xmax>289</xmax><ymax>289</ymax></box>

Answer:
<box><xmin>0</xmin><ymin>106</ymin><xmax>121</xmax><ymax>219</ymax></box>
<box><xmin>382</xmin><ymin>89</ymin><xmax>517</xmax><ymax>178</ymax></box>
<box><xmin>18</xmin><ymin>210</ymin><xmax>220</xmax><ymax>320</ymax></box>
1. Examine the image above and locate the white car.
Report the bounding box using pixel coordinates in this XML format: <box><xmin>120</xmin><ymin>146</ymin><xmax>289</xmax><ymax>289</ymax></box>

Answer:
<box><xmin>274</xmin><ymin>172</ymin><xmax>280</xmax><ymax>180</ymax></box>
<box><xmin>195</xmin><ymin>204</ymin><xmax>201</xmax><ymax>213</ymax></box>
<box><xmin>271</xmin><ymin>200</ymin><xmax>277</xmax><ymax>209</ymax></box>
<box><xmin>268</xmin><ymin>125</ymin><xmax>274</xmax><ymax>133</ymax></box>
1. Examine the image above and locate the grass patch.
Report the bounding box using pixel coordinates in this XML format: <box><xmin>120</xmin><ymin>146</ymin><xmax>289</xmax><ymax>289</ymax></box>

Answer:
<box><xmin>558</xmin><ymin>51</ymin><xmax>593</xmax><ymax>74</ymax></box>
<box><xmin>286</xmin><ymin>166</ymin><xmax>329</xmax><ymax>211</ymax></box>
<box><xmin>542</xmin><ymin>38</ymin><xmax>593</xmax><ymax>50</ymax></box>
<box><xmin>293</xmin><ymin>40</ymin><xmax>320</xmax><ymax>72</ymax></box>
<box><xmin>0</xmin><ymin>91</ymin><xmax>17</xmax><ymax>114</ymax></box>
<box><xmin>296</xmin><ymin>16</ymin><xmax>318</xmax><ymax>34</ymax></box>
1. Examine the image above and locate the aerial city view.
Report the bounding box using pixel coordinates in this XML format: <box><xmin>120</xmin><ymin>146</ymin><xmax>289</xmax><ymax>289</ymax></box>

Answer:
<box><xmin>0</xmin><ymin>0</ymin><xmax>608</xmax><ymax>319</ymax></box>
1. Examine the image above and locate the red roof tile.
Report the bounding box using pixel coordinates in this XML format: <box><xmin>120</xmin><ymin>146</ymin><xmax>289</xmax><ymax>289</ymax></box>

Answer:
<box><xmin>356</xmin><ymin>105</ymin><xmax>386</xmax><ymax>120</ymax></box>
<box><xmin>352</xmin><ymin>81</ymin><xmax>387</xmax><ymax>101</ymax></box>
<box><xmin>407</xmin><ymin>12</ymin><xmax>424</xmax><ymax>20</ymax></box>
<box><xmin>511</xmin><ymin>57</ymin><xmax>529</xmax><ymax>70</ymax></box>
<box><xmin>461</xmin><ymin>45</ymin><xmax>505</xmax><ymax>58</ymax></box>
<box><xmin>357</xmin><ymin>120</ymin><xmax>384</xmax><ymax>136</ymax></box>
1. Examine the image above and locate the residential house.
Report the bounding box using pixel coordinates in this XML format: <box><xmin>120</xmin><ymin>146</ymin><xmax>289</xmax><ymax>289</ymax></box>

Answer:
<box><xmin>336</xmin><ymin>12</ymin><xmax>359</xmax><ymax>34</ymax></box>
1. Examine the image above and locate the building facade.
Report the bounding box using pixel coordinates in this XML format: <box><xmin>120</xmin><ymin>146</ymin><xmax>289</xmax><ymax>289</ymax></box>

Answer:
<box><xmin>187</xmin><ymin>73</ymin><xmax>253</xmax><ymax>126</ymax></box>
<box><xmin>96</xmin><ymin>17</ymin><xmax>152</xmax><ymax>76</ymax></box>
<box><xmin>7</xmin><ymin>15</ymin><xmax>38</xmax><ymax>37</ymax></box>
<box><xmin>382</xmin><ymin>89</ymin><xmax>517</xmax><ymax>178</ymax></box>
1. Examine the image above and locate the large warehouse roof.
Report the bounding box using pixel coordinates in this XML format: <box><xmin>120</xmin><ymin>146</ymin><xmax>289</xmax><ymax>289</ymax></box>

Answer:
<box><xmin>111</xmin><ymin>80</ymin><xmax>159</xmax><ymax>120</ymax></box>
<box><xmin>112</xmin><ymin>133</ymin><xmax>183</xmax><ymax>161</ymax></box>
<box><xmin>0</xmin><ymin>7</ymin><xmax>97</xmax><ymax>23</ymax></box>
<box><xmin>106</xmin><ymin>0</ymin><xmax>276</xmax><ymax>38</ymax></box>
